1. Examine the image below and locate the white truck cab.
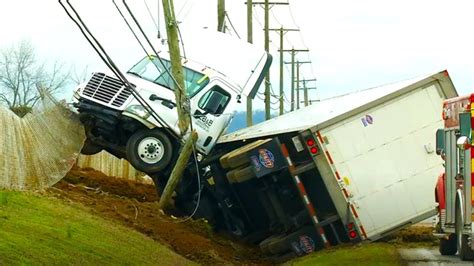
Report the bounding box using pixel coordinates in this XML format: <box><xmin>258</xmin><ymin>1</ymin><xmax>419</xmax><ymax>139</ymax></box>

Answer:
<box><xmin>74</xmin><ymin>29</ymin><xmax>272</xmax><ymax>174</ymax></box>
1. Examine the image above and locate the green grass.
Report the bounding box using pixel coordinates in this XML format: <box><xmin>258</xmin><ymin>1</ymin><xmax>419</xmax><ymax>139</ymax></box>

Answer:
<box><xmin>288</xmin><ymin>243</ymin><xmax>403</xmax><ymax>266</ymax></box>
<box><xmin>0</xmin><ymin>190</ymin><xmax>194</xmax><ymax>265</ymax></box>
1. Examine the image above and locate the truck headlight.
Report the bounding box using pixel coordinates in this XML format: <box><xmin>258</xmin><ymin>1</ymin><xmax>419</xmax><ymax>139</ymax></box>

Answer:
<box><xmin>72</xmin><ymin>86</ymin><xmax>82</xmax><ymax>99</ymax></box>
<box><xmin>125</xmin><ymin>105</ymin><xmax>151</xmax><ymax>119</ymax></box>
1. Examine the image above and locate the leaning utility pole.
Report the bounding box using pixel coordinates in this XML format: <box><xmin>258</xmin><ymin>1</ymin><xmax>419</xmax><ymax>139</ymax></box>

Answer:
<box><xmin>218</xmin><ymin>0</ymin><xmax>226</xmax><ymax>32</ymax></box>
<box><xmin>159</xmin><ymin>0</ymin><xmax>196</xmax><ymax>209</ymax></box>
<box><xmin>162</xmin><ymin>0</ymin><xmax>189</xmax><ymax>135</ymax></box>
<box><xmin>246</xmin><ymin>0</ymin><xmax>253</xmax><ymax>126</ymax></box>
<box><xmin>269</xmin><ymin>28</ymin><xmax>299</xmax><ymax>115</ymax></box>
<box><xmin>249</xmin><ymin>1</ymin><xmax>288</xmax><ymax>120</ymax></box>
<box><xmin>282</xmin><ymin>48</ymin><xmax>309</xmax><ymax>111</ymax></box>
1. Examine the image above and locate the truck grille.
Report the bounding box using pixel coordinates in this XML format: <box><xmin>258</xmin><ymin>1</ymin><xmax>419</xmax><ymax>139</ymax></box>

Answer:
<box><xmin>82</xmin><ymin>73</ymin><xmax>135</xmax><ymax>108</ymax></box>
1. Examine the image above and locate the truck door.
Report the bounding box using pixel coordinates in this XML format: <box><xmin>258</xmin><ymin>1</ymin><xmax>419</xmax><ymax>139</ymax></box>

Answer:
<box><xmin>190</xmin><ymin>80</ymin><xmax>236</xmax><ymax>154</ymax></box>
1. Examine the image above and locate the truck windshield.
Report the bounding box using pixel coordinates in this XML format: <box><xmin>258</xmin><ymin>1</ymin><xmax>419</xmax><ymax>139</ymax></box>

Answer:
<box><xmin>127</xmin><ymin>56</ymin><xmax>209</xmax><ymax>96</ymax></box>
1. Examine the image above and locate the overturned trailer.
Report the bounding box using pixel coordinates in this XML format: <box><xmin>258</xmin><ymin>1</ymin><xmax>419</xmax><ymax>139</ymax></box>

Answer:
<box><xmin>174</xmin><ymin>71</ymin><xmax>458</xmax><ymax>257</ymax></box>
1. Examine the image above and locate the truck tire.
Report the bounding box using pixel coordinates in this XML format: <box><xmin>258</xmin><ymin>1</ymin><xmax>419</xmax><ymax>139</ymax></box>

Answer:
<box><xmin>455</xmin><ymin>198</ymin><xmax>474</xmax><ymax>260</ymax></box>
<box><xmin>439</xmin><ymin>233</ymin><xmax>457</xmax><ymax>255</ymax></box>
<box><xmin>459</xmin><ymin>234</ymin><xmax>474</xmax><ymax>260</ymax></box>
<box><xmin>126</xmin><ymin>129</ymin><xmax>173</xmax><ymax>173</ymax></box>
<box><xmin>80</xmin><ymin>138</ymin><xmax>103</xmax><ymax>155</ymax></box>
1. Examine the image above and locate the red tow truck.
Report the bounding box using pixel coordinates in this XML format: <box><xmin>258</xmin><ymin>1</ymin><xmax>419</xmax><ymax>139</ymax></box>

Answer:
<box><xmin>435</xmin><ymin>94</ymin><xmax>474</xmax><ymax>260</ymax></box>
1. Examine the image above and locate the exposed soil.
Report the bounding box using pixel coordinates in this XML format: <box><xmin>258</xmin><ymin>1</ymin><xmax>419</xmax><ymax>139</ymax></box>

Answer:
<box><xmin>380</xmin><ymin>226</ymin><xmax>438</xmax><ymax>248</ymax></box>
<box><xmin>47</xmin><ymin>167</ymin><xmax>439</xmax><ymax>264</ymax></box>
<box><xmin>49</xmin><ymin>167</ymin><xmax>270</xmax><ymax>265</ymax></box>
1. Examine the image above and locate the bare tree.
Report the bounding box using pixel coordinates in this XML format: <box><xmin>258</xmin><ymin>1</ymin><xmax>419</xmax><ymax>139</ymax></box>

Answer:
<box><xmin>0</xmin><ymin>41</ymin><xmax>70</xmax><ymax>111</ymax></box>
<box><xmin>70</xmin><ymin>64</ymin><xmax>89</xmax><ymax>85</ymax></box>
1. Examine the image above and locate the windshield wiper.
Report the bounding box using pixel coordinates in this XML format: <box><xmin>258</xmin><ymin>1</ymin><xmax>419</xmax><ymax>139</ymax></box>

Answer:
<box><xmin>127</xmin><ymin>71</ymin><xmax>142</xmax><ymax>78</ymax></box>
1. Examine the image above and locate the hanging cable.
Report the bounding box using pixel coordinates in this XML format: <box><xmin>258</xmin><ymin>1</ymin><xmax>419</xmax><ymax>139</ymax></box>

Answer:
<box><xmin>59</xmin><ymin>0</ymin><xmax>178</xmax><ymax>139</ymax></box>
<box><xmin>225</xmin><ymin>12</ymin><xmax>241</xmax><ymax>39</ymax></box>
<box><xmin>121</xmin><ymin>0</ymin><xmax>186</xmax><ymax>96</ymax></box>
<box><xmin>144</xmin><ymin>0</ymin><xmax>159</xmax><ymax>31</ymax></box>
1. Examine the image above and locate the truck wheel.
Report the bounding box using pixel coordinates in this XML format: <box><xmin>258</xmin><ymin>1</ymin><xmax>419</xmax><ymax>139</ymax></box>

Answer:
<box><xmin>439</xmin><ymin>233</ymin><xmax>457</xmax><ymax>255</ymax></box>
<box><xmin>81</xmin><ymin>138</ymin><xmax>103</xmax><ymax>155</ymax></box>
<box><xmin>455</xmin><ymin>199</ymin><xmax>474</xmax><ymax>260</ymax></box>
<box><xmin>126</xmin><ymin>129</ymin><xmax>173</xmax><ymax>173</ymax></box>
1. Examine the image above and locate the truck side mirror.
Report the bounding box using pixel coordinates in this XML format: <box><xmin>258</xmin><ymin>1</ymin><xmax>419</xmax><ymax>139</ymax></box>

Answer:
<box><xmin>436</xmin><ymin>129</ymin><xmax>444</xmax><ymax>155</ymax></box>
<box><xmin>457</xmin><ymin>136</ymin><xmax>470</xmax><ymax>150</ymax></box>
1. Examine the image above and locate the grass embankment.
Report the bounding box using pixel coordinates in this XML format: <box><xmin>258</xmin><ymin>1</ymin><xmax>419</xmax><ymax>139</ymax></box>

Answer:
<box><xmin>0</xmin><ymin>191</ymin><xmax>193</xmax><ymax>265</ymax></box>
<box><xmin>288</xmin><ymin>243</ymin><xmax>403</xmax><ymax>266</ymax></box>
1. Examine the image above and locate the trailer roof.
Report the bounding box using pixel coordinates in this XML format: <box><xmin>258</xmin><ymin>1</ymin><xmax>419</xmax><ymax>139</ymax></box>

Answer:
<box><xmin>218</xmin><ymin>70</ymin><xmax>457</xmax><ymax>143</ymax></box>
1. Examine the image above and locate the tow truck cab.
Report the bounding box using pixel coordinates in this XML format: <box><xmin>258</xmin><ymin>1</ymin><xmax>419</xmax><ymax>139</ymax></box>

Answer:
<box><xmin>435</xmin><ymin>94</ymin><xmax>474</xmax><ymax>261</ymax></box>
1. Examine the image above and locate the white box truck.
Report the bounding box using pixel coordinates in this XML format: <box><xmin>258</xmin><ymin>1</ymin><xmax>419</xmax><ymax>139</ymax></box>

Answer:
<box><xmin>173</xmin><ymin>70</ymin><xmax>457</xmax><ymax>257</ymax></box>
<box><xmin>72</xmin><ymin>29</ymin><xmax>271</xmax><ymax>175</ymax></box>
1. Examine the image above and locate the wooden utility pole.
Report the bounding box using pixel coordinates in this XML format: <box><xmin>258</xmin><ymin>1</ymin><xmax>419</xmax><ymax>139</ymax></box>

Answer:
<box><xmin>269</xmin><ymin>28</ymin><xmax>299</xmax><ymax>115</ymax></box>
<box><xmin>218</xmin><ymin>0</ymin><xmax>226</xmax><ymax>32</ymax></box>
<box><xmin>282</xmin><ymin>48</ymin><xmax>309</xmax><ymax>111</ymax></box>
<box><xmin>159</xmin><ymin>0</ymin><xmax>196</xmax><ymax>210</ymax></box>
<box><xmin>246</xmin><ymin>0</ymin><xmax>253</xmax><ymax>126</ymax></box>
<box><xmin>295</xmin><ymin>61</ymin><xmax>311</xmax><ymax>110</ymax></box>
<box><xmin>159</xmin><ymin>131</ymin><xmax>198</xmax><ymax>209</ymax></box>
<box><xmin>248</xmin><ymin>1</ymin><xmax>288</xmax><ymax>120</ymax></box>
<box><xmin>162</xmin><ymin>0</ymin><xmax>189</xmax><ymax>135</ymax></box>
<box><xmin>297</xmin><ymin>78</ymin><xmax>316</xmax><ymax>107</ymax></box>
<box><xmin>264</xmin><ymin>0</ymin><xmax>270</xmax><ymax>120</ymax></box>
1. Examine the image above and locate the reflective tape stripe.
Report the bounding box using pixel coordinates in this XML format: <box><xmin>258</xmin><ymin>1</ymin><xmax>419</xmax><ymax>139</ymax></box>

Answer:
<box><xmin>281</xmin><ymin>143</ymin><xmax>330</xmax><ymax>247</ymax></box>
<box><xmin>316</xmin><ymin>131</ymin><xmax>324</xmax><ymax>143</ymax></box>
<box><xmin>316</xmin><ymin>130</ymin><xmax>367</xmax><ymax>240</ymax></box>
<box><xmin>295</xmin><ymin>176</ymin><xmax>301</xmax><ymax>184</ymax></box>
<box><xmin>350</xmin><ymin>204</ymin><xmax>359</xmax><ymax>218</ymax></box>
<box><xmin>471</xmin><ymin>103</ymin><xmax>474</xmax><ymax>205</ymax></box>
<box><xmin>325</xmin><ymin>151</ymin><xmax>334</xmax><ymax>164</ymax></box>
<box><xmin>359</xmin><ymin>226</ymin><xmax>368</xmax><ymax>239</ymax></box>
<box><xmin>303</xmin><ymin>195</ymin><xmax>310</xmax><ymax>205</ymax></box>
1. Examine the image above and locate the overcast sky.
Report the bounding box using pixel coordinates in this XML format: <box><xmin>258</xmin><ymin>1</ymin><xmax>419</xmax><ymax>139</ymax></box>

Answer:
<box><xmin>0</xmin><ymin>0</ymin><xmax>472</xmax><ymax>112</ymax></box>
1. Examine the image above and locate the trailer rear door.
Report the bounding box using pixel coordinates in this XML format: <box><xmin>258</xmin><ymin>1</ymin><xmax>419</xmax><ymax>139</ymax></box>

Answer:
<box><xmin>315</xmin><ymin>83</ymin><xmax>447</xmax><ymax>239</ymax></box>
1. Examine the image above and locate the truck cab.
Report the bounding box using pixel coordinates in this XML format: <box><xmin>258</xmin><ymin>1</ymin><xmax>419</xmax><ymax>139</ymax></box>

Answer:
<box><xmin>73</xmin><ymin>30</ymin><xmax>272</xmax><ymax>174</ymax></box>
<box><xmin>435</xmin><ymin>94</ymin><xmax>474</xmax><ymax>261</ymax></box>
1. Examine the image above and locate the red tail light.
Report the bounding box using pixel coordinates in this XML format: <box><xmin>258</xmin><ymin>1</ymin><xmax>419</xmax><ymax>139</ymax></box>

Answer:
<box><xmin>349</xmin><ymin>230</ymin><xmax>357</xmax><ymax>239</ymax></box>
<box><xmin>347</xmin><ymin>222</ymin><xmax>354</xmax><ymax>230</ymax></box>
<box><xmin>306</xmin><ymin>137</ymin><xmax>319</xmax><ymax>155</ymax></box>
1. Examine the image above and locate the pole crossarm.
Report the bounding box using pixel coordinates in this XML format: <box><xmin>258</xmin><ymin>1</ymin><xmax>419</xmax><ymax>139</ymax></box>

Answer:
<box><xmin>245</xmin><ymin>1</ymin><xmax>289</xmax><ymax>6</ymax></box>
<box><xmin>268</xmin><ymin>28</ymin><xmax>299</xmax><ymax>32</ymax></box>
<box><xmin>296</xmin><ymin>78</ymin><xmax>317</xmax><ymax>83</ymax></box>
<box><xmin>279</xmin><ymin>49</ymin><xmax>309</xmax><ymax>52</ymax></box>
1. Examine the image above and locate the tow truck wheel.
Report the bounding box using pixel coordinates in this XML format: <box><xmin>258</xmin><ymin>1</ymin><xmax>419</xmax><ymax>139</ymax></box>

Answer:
<box><xmin>126</xmin><ymin>129</ymin><xmax>173</xmax><ymax>173</ymax></box>
<box><xmin>455</xmin><ymin>198</ymin><xmax>474</xmax><ymax>260</ymax></box>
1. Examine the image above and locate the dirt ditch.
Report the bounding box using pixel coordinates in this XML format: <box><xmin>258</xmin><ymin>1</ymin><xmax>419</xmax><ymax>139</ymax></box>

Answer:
<box><xmin>48</xmin><ymin>167</ymin><xmax>439</xmax><ymax>264</ymax></box>
<box><xmin>49</xmin><ymin>167</ymin><xmax>269</xmax><ymax>265</ymax></box>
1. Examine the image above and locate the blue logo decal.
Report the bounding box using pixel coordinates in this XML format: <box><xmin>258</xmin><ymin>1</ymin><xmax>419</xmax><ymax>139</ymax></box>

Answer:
<box><xmin>299</xmin><ymin>235</ymin><xmax>315</xmax><ymax>254</ymax></box>
<box><xmin>258</xmin><ymin>149</ymin><xmax>274</xmax><ymax>168</ymax></box>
